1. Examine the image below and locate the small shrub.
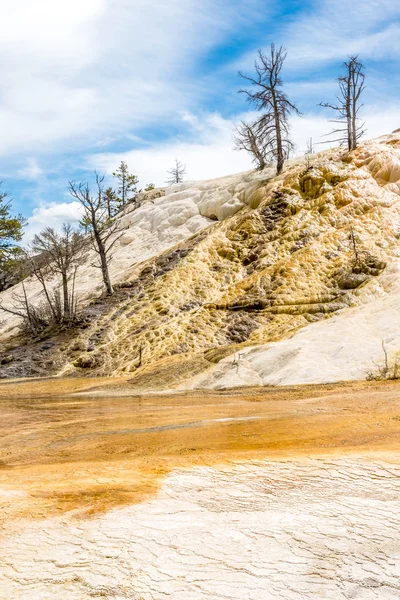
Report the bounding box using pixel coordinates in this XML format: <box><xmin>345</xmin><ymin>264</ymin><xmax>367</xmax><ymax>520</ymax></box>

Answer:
<box><xmin>366</xmin><ymin>342</ymin><xmax>400</xmax><ymax>381</ymax></box>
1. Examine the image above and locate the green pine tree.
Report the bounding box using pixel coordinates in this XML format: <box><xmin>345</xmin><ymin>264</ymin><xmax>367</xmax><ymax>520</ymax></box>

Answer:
<box><xmin>0</xmin><ymin>186</ymin><xmax>26</xmax><ymax>291</ymax></box>
<box><xmin>112</xmin><ymin>161</ymin><xmax>139</xmax><ymax>209</ymax></box>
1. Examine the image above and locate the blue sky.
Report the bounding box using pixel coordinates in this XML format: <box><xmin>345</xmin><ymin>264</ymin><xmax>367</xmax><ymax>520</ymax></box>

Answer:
<box><xmin>1</xmin><ymin>0</ymin><xmax>399</xmax><ymax>241</ymax></box>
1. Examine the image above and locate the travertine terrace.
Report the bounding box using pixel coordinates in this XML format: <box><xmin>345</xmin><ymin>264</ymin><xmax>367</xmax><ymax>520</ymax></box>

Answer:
<box><xmin>1</xmin><ymin>3</ymin><xmax>399</xmax><ymax>598</ymax></box>
<box><xmin>1</xmin><ymin>131</ymin><xmax>400</xmax><ymax>389</ymax></box>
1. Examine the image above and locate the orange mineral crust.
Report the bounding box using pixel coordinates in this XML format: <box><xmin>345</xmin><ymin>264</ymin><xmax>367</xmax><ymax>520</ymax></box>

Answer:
<box><xmin>0</xmin><ymin>377</ymin><xmax>399</xmax><ymax>519</ymax></box>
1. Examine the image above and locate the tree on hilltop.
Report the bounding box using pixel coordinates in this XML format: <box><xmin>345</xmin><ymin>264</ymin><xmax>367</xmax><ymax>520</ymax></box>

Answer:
<box><xmin>238</xmin><ymin>44</ymin><xmax>301</xmax><ymax>175</ymax></box>
<box><xmin>113</xmin><ymin>161</ymin><xmax>139</xmax><ymax>208</ymax></box>
<box><xmin>234</xmin><ymin>120</ymin><xmax>269</xmax><ymax>170</ymax></box>
<box><xmin>319</xmin><ymin>55</ymin><xmax>366</xmax><ymax>151</ymax></box>
<box><xmin>103</xmin><ymin>187</ymin><xmax>119</xmax><ymax>219</ymax></box>
<box><xmin>166</xmin><ymin>158</ymin><xmax>186</xmax><ymax>186</ymax></box>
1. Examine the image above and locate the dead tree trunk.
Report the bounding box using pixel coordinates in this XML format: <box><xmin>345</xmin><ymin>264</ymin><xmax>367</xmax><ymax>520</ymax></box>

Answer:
<box><xmin>271</xmin><ymin>86</ymin><xmax>284</xmax><ymax>174</ymax></box>
<box><xmin>320</xmin><ymin>55</ymin><xmax>365</xmax><ymax>151</ymax></box>
<box><xmin>94</xmin><ymin>225</ymin><xmax>114</xmax><ymax>296</ymax></box>
<box><xmin>238</xmin><ymin>44</ymin><xmax>300</xmax><ymax>175</ymax></box>
<box><xmin>234</xmin><ymin>121</ymin><xmax>268</xmax><ymax>170</ymax></box>
<box><xmin>69</xmin><ymin>173</ymin><xmax>128</xmax><ymax>297</ymax></box>
<box><xmin>31</xmin><ymin>224</ymin><xmax>85</xmax><ymax>323</ymax></box>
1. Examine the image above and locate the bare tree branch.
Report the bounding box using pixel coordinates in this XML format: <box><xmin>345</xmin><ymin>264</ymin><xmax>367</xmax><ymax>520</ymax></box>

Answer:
<box><xmin>69</xmin><ymin>172</ymin><xmax>129</xmax><ymax>296</ymax></box>
<box><xmin>238</xmin><ymin>44</ymin><xmax>300</xmax><ymax>174</ymax></box>
<box><xmin>31</xmin><ymin>224</ymin><xmax>86</xmax><ymax>319</ymax></box>
<box><xmin>234</xmin><ymin>120</ymin><xmax>270</xmax><ymax>170</ymax></box>
<box><xmin>166</xmin><ymin>159</ymin><xmax>186</xmax><ymax>186</ymax></box>
<box><xmin>319</xmin><ymin>55</ymin><xmax>366</xmax><ymax>151</ymax></box>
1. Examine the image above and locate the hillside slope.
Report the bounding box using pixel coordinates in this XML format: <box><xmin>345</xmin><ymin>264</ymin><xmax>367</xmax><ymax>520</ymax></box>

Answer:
<box><xmin>1</xmin><ymin>130</ymin><xmax>400</xmax><ymax>387</ymax></box>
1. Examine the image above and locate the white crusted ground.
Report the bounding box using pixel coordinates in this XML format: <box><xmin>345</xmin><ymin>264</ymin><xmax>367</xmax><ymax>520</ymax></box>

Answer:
<box><xmin>188</xmin><ymin>261</ymin><xmax>400</xmax><ymax>389</ymax></box>
<box><xmin>1</xmin><ymin>456</ymin><xmax>400</xmax><ymax>599</ymax></box>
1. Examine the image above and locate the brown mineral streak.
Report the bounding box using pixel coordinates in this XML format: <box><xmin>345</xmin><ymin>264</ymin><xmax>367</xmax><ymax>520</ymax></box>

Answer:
<box><xmin>0</xmin><ymin>376</ymin><xmax>399</xmax><ymax>520</ymax></box>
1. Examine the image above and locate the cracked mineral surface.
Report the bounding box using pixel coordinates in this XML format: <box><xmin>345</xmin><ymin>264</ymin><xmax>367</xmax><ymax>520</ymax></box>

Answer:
<box><xmin>0</xmin><ymin>378</ymin><xmax>399</xmax><ymax>599</ymax></box>
<box><xmin>2</xmin><ymin>457</ymin><xmax>400</xmax><ymax>600</ymax></box>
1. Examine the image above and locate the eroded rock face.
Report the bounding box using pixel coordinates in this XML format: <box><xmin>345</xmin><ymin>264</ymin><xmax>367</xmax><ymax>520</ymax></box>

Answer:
<box><xmin>1</xmin><ymin>457</ymin><xmax>400</xmax><ymax>599</ymax></box>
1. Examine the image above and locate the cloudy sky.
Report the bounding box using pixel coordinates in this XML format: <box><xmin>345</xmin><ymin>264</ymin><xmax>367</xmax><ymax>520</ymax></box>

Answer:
<box><xmin>1</xmin><ymin>0</ymin><xmax>399</xmax><ymax>241</ymax></box>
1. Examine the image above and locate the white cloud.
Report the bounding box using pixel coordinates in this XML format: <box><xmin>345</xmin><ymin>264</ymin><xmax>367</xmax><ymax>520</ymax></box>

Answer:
<box><xmin>0</xmin><ymin>0</ymin><xmax>105</xmax><ymax>74</ymax></box>
<box><xmin>24</xmin><ymin>201</ymin><xmax>84</xmax><ymax>244</ymax></box>
<box><xmin>88</xmin><ymin>104</ymin><xmax>400</xmax><ymax>187</ymax></box>
<box><xmin>16</xmin><ymin>159</ymin><xmax>44</xmax><ymax>181</ymax></box>
<box><xmin>235</xmin><ymin>0</ymin><xmax>400</xmax><ymax>73</ymax></box>
<box><xmin>0</xmin><ymin>0</ymin><xmax>268</xmax><ymax>156</ymax></box>
<box><xmin>87</xmin><ymin>113</ymin><xmax>255</xmax><ymax>186</ymax></box>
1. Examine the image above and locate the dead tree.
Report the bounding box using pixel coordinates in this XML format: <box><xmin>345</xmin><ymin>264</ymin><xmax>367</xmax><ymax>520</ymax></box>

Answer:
<box><xmin>69</xmin><ymin>173</ymin><xmax>127</xmax><ymax>296</ymax></box>
<box><xmin>234</xmin><ymin>120</ymin><xmax>269</xmax><ymax>170</ymax></box>
<box><xmin>304</xmin><ymin>137</ymin><xmax>314</xmax><ymax>169</ymax></box>
<box><xmin>31</xmin><ymin>224</ymin><xmax>85</xmax><ymax>321</ymax></box>
<box><xmin>25</xmin><ymin>250</ymin><xmax>59</xmax><ymax>323</ymax></box>
<box><xmin>0</xmin><ymin>278</ymin><xmax>68</xmax><ymax>335</ymax></box>
<box><xmin>0</xmin><ymin>233</ymin><xmax>84</xmax><ymax>336</ymax></box>
<box><xmin>0</xmin><ymin>280</ymin><xmax>46</xmax><ymax>335</ymax></box>
<box><xmin>319</xmin><ymin>55</ymin><xmax>366</xmax><ymax>151</ymax></box>
<box><xmin>166</xmin><ymin>159</ymin><xmax>186</xmax><ymax>186</ymax></box>
<box><xmin>239</xmin><ymin>44</ymin><xmax>301</xmax><ymax>175</ymax></box>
